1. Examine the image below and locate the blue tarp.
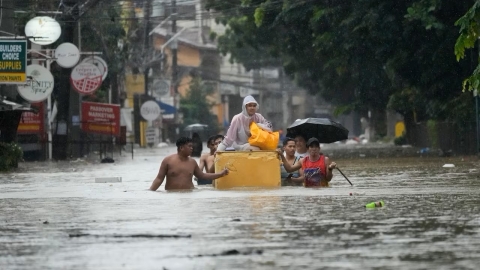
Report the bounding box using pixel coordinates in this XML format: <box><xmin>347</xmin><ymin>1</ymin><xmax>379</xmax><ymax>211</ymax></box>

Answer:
<box><xmin>156</xmin><ymin>101</ymin><xmax>176</xmax><ymax>114</ymax></box>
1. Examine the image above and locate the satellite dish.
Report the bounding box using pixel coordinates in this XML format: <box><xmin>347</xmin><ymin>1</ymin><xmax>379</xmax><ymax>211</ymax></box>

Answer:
<box><xmin>55</xmin><ymin>43</ymin><xmax>80</xmax><ymax>68</ymax></box>
<box><xmin>17</xmin><ymin>64</ymin><xmax>54</xmax><ymax>102</ymax></box>
<box><xmin>24</xmin><ymin>16</ymin><xmax>62</xmax><ymax>45</ymax></box>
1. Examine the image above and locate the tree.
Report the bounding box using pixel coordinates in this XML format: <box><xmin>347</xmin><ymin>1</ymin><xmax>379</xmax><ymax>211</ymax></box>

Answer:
<box><xmin>180</xmin><ymin>77</ymin><xmax>219</xmax><ymax>132</ymax></box>
<box><xmin>207</xmin><ymin>0</ymin><xmax>476</xmax><ymax>137</ymax></box>
<box><xmin>455</xmin><ymin>1</ymin><xmax>480</xmax><ymax>92</ymax></box>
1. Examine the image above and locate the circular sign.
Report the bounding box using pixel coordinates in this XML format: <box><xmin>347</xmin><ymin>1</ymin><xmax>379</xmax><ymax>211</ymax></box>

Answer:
<box><xmin>17</xmin><ymin>64</ymin><xmax>54</xmax><ymax>102</ymax></box>
<box><xmin>140</xmin><ymin>100</ymin><xmax>161</xmax><ymax>121</ymax></box>
<box><xmin>24</xmin><ymin>16</ymin><xmax>61</xmax><ymax>45</ymax></box>
<box><xmin>82</xmin><ymin>56</ymin><xmax>108</xmax><ymax>81</ymax></box>
<box><xmin>55</xmin><ymin>43</ymin><xmax>80</xmax><ymax>68</ymax></box>
<box><xmin>152</xmin><ymin>79</ymin><xmax>170</xmax><ymax>98</ymax></box>
<box><xmin>70</xmin><ymin>63</ymin><xmax>103</xmax><ymax>95</ymax></box>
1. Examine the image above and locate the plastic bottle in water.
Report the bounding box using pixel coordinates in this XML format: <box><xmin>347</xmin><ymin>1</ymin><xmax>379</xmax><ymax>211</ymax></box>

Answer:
<box><xmin>365</xmin><ymin>201</ymin><xmax>384</xmax><ymax>208</ymax></box>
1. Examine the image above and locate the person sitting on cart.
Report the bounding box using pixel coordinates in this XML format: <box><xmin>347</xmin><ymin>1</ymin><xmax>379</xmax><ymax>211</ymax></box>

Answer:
<box><xmin>278</xmin><ymin>137</ymin><xmax>337</xmax><ymax>187</ymax></box>
<box><xmin>217</xmin><ymin>95</ymin><xmax>272</xmax><ymax>151</ymax></box>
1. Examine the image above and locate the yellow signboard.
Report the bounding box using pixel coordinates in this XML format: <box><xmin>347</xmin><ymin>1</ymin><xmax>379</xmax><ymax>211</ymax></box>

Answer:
<box><xmin>125</xmin><ymin>74</ymin><xmax>145</xmax><ymax>108</ymax></box>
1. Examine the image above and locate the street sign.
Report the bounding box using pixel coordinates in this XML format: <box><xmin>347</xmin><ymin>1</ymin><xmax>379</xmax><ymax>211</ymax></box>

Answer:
<box><xmin>0</xmin><ymin>40</ymin><xmax>27</xmax><ymax>83</ymax></box>
<box><xmin>82</xmin><ymin>56</ymin><xmax>108</xmax><ymax>81</ymax></box>
<box><xmin>146</xmin><ymin>127</ymin><xmax>156</xmax><ymax>144</ymax></box>
<box><xmin>55</xmin><ymin>42</ymin><xmax>80</xmax><ymax>68</ymax></box>
<box><xmin>140</xmin><ymin>100</ymin><xmax>161</xmax><ymax>121</ymax></box>
<box><xmin>17</xmin><ymin>102</ymin><xmax>44</xmax><ymax>134</ymax></box>
<box><xmin>81</xmin><ymin>101</ymin><xmax>120</xmax><ymax>136</ymax></box>
<box><xmin>17</xmin><ymin>64</ymin><xmax>54</xmax><ymax>102</ymax></box>
<box><xmin>70</xmin><ymin>63</ymin><xmax>103</xmax><ymax>95</ymax></box>
<box><xmin>24</xmin><ymin>16</ymin><xmax>61</xmax><ymax>45</ymax></box>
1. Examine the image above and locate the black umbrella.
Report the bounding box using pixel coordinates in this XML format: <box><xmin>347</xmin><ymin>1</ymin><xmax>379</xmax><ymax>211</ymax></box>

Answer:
<box><xmin>286</xmin><ymin>118</ymin><xmax>349</xmax><ymax>143</ymax></box>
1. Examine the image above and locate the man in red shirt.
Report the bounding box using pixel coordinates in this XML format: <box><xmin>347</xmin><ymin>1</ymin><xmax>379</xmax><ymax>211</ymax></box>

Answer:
<box><xmin>278</xmin><ymin>137</ymin><xmax>337</xmax><ymax>187</ymax></box>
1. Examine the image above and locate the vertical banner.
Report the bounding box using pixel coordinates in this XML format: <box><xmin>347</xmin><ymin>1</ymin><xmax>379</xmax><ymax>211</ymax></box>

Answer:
<box><xmin>81</xmin><ymin>102</ymin><xmax>120</xmax><ymax>136</ymax></box>
<box><xmin>125</xmin><ymin>74</ymin><xmax>145</xmax><ymax>108</ymax></box>
<box><xmin>0</xmin><ymin>40</ymin><xmax>27</xmax><ymax>83</ymax></box>
<box><xmin>17</xmin><ymin>102</ymin><xmax>44</xmax><ymax>135</ymax></box>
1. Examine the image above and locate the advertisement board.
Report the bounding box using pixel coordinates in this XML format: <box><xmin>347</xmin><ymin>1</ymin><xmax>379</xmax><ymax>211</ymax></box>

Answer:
<box><xmin>0</xmin><ymin>40</ymin><xmax>27</xmax><ymax>83</ymax></box>
<box><xmin>17</xmin><ymin>102</ymin><xmax>44</xmax><ymax>134</ymax></box>
<box><xmin>81</xmin><ymin>102</ymin><xmax>120</xmax><ymax>136</ymax></box>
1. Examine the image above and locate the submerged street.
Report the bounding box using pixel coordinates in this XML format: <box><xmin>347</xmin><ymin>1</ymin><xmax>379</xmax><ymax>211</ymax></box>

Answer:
<box><xmin>1</xmin><ymin>145</ymin><xmax>480</xmax><ymax>270</ymax></box>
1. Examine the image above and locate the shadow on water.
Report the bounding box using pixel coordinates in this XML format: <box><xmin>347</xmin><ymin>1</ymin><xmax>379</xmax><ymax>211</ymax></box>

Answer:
<box><xmin>1</xmin><ymin>155</ymin><xmax>480</xmax><ymax>269</ymax></box>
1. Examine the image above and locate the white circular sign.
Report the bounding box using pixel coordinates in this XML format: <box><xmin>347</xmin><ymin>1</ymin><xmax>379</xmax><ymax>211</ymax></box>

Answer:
<box><xmin>82</xmin><ymin>56</ymin><xmax>108</xmax><ymax>81</ymax></box>
<box><xmin>24</xmin><ymin>16</ymin><xmax>61</xmax><ymax>45</ymax></box>
<box><xmin>70</xmin><ymin>63</ymin><xmax>103</xmax><ymax>95</ymax></box>
<box><xmin>17</xmin><ymin>64</ymin><xmax>54</xmax><ymax>102</ymax></box>
<box><xmin>152</xmin><ymin>79</ymin><xmax>170</xmax><ymax>98</ymax></box>
<box><xmin>55</xmin><ymin>43</ymin><xmax>80</xmax><ymax>68</ymax></box>
<box><xmin>140</xmin><ymin>100</ymin><xmax>161</xmax><ymax>121</ymax></box>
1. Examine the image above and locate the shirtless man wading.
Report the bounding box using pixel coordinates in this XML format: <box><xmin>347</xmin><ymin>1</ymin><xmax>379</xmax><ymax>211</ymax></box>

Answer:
<box><xmin>149</xmin><ymin>137</ymin><xmax>229</xmax><ymax>191</ymax></box>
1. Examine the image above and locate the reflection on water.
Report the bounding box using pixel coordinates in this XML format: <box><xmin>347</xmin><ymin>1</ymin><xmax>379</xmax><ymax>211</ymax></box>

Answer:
<box><xmin>1</xmin><ymin>155</ymin><xmax>480</xmax><ymax>269</ymax></box>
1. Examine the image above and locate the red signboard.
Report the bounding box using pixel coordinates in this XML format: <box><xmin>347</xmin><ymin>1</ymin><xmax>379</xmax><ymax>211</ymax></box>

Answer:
<box><xmin>17</xmin><ymin>102</ymin><xmax>44</xmax><ymax>135</ymax></box>
<box><xmin>81</xmin><ymin>101</ymin><xmax>120</xmax><ymax>136</ymax></box>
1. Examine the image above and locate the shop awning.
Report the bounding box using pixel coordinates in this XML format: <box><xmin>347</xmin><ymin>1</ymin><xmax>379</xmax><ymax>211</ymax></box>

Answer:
<box><xmin>157</xmin><ymin>101</ymin><xmax>176</xmax><ymax>115</ymax></box>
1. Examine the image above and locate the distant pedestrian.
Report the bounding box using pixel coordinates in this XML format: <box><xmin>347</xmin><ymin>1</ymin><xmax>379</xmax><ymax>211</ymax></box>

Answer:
<box><xmin>149</xmin><ymin>137</ymin><xmax>228</xmax><ymax>191</ymax></box>
<box><xmin>191</xmin><ymin>132</ymin><xmax>203</xmax><ymax>157</ymax></box>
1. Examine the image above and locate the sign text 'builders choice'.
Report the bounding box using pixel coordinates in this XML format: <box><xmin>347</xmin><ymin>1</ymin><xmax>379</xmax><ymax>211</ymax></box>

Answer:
<box><xmin>0</xmin><ymin>40</ymin><xmax>27</xmax><ymax>83</ymax></box>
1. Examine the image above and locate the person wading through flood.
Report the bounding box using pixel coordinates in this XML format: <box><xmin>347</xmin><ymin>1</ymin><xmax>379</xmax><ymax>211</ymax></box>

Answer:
<box><xmin>280</xmin><ymin>137</ymin><xmax>303</xmax><ymax>186</ymax></box>
<box><xmin>149</xmin><ymin>137</ymin><xmax>229</xmax><ymax>191</ymax></box>
<box><xmin>278</xmin><ymin>137</ymin><xmax>337</xmax><ymax>187</ymax></box>
<box><xmin>217</xmin><ymin>95</ymin><xmax>272</xmax><ymax>151</ymax></box>
<box><xmin>196</xmin><ymin>135</ymin><xmax>224</xmax><ymax>185</ymax></box>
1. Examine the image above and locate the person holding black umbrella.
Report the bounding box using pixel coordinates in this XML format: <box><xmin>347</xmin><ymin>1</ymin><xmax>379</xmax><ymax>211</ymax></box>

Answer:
<box><xmin>278</xmin><ymin>137</ymin><xmax>337</xmax><ymax>187</ymax></box>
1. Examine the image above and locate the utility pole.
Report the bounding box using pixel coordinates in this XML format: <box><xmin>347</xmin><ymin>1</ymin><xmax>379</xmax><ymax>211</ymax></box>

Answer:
<box><xmin>144</xmin><ymin>0</ymin><xmax>152</xmax><ymax>95</ymax></box>
<box><xmin>171</xmin><ymin>0</ymin><xmax>178</xmax><ymax>94</ymax></box>
<box><xmin>171</xmin><ymin>0</ymin><xmax>179</xmax><ymax>130</ymax></box>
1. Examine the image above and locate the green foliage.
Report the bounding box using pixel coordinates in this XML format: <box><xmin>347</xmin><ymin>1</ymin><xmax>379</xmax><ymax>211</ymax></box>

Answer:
<box><xmin>207</xmin><ymin>0</ymin><xmax>475</xmax><ymax>131</ymax></box>
<box><xmin>0</xmin><ymin>142</ymin><xmax>23</xmax><ymax>171</ymax></box>
<box><xmin>180</xmin><ymin>78</ymin><xmax>220</xmax><ymax>132</ymax></box>
<box><xmin>455</xmin><ymin>1</ymin><xmax>480</xmax><ymax>92</ymax></box>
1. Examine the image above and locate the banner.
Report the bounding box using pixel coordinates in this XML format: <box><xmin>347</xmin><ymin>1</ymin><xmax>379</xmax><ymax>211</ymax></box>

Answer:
<box><xmin>81</xmin><ymin>102</ymin><xmax>120</xmax><ymax>136</ymax></box>
<box><xmin>17</xmin><ymin>102</ymin><xmax>44</xmax><ymax>134</ymax></box>
<box><xmin>125</xmin><ymin>74</ymin><xmax>144</xmax><ymax>108</ymax></box>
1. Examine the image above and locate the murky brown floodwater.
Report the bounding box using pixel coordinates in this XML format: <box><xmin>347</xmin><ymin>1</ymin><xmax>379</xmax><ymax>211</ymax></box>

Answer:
<box><xmin>1</xmin><ymin>147</ymin><xmax>480</xmax><ymax>270</ymax></box>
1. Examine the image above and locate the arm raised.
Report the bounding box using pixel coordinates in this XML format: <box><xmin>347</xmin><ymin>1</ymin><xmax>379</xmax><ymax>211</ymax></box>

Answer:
<box><xmin>277</xmin><ymin>150</ymin><xmax>303</xmax><ymax>172</ymax></box>
<box><xmin>325</xmin><ymin>157</ymin><xmax>336</xmax><ymax>182</ymax></box>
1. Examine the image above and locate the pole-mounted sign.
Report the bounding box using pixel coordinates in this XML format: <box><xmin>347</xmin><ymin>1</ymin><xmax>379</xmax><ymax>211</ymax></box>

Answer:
<box><xmin>0</xmin><ymin>40</ymin><xmax>27</xmax><ymax>83</ymax></box>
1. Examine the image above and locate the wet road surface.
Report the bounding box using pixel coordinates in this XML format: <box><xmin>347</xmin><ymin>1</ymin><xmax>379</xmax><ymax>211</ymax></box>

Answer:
<box><xmin>1</xmin><ymin>146</ymin><xmax>480</xmax><ymax>269</ymax></box>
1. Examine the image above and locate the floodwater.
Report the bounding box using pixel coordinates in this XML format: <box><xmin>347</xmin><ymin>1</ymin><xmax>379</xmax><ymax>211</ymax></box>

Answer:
<box><xmin>1</xmin><ymin>145</ymin><xmax>480</xmax><ymax>270</ymax></box>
